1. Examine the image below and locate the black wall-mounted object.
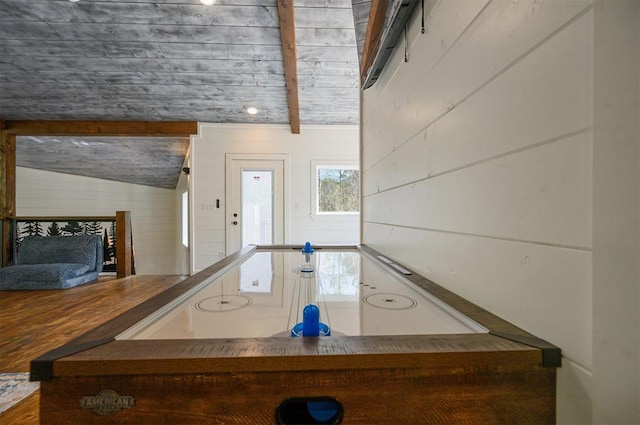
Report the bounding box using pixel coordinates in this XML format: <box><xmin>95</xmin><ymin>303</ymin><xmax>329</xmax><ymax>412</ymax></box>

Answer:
<box><xmin>362</xmin><ymin>0</ymin><xmax>421</xmax><ymax>90</ymax></box>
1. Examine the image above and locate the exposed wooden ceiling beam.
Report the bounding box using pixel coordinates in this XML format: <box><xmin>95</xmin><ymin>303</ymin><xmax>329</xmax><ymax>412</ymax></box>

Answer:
<box><xmin>277</xmin><ymin>0</ymin><xmax>300</xmax><ymax>135</ymax></box>
<box><xmin>4</xmin><ymin>121</ymin><xmax>198</xmax><ymax>137</ymax></box>
<box><xmin>360</xmin><ymin>0</ymin><xmax>388</xmax><ymax>84</ymax></box>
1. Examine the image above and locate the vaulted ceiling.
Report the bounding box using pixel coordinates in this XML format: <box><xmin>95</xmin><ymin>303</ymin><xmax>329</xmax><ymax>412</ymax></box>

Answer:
<box><xmin>1</xmin><ymin>0</ymin><xmax>362</xmax><ymax>124</ymax></box>
<box><xmin>0</xmin><ymin>0</ymin><xmax>373</xmax><ymax>189</ymax></box>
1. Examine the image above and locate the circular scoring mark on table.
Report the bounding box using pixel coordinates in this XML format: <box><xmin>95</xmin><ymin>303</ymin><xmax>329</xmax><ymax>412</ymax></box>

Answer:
<box><xmin>195</xmin><ymin>295</ymin><xmax>253</xmax><ymax>312</ymax></box>
<box><xmin>363</xmin><ymin>293</ymin><xmax>417</xmax><ymax>310</ymax></box>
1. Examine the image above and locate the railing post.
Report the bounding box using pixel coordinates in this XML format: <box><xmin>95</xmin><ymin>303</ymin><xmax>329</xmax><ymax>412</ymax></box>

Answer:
<box><xmin>1</xmin><ymin>128</ymin><xmax>16</xmax><ymax>267</ymax></box>
<box><xmin>116</xmin><ymin>210</ymin><xmax>134</xmax><ymax>278</ymax></box>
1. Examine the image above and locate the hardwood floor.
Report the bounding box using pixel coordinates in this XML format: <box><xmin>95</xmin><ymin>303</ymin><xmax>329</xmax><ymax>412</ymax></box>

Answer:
<box><xmin>0</xmin><ymin>274</ymin><xmax>187</xmax><ymax>424</ymax></box>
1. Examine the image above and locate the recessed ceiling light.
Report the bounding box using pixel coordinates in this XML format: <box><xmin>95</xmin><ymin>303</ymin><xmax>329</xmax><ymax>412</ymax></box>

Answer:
<box><xmin>200</xmin><ymin>0</ymin><xmax>216</xmax><ymax>5</ymax></box>
<box><xmin>246</xmin><ymin>106</ymin><xmax>259</xmax><ymax>115</ymax></box>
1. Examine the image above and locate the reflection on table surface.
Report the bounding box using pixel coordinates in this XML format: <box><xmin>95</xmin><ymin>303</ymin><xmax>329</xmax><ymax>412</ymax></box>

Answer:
<box><xmin>119</xmin><ymin>250</ymin><xmax>486</xmax><ymax>340</ymax></box>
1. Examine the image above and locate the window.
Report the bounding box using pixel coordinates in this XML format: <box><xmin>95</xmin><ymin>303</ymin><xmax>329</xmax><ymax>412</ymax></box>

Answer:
<box><xmin>313</xmin><ymin>162</ymin><xmax>359</xmax><ymax>215</ymax></box>
<box><xmin>182</xmin><ymin>191</ymin><xmax>189</xmax><ymax>247</ymax></box>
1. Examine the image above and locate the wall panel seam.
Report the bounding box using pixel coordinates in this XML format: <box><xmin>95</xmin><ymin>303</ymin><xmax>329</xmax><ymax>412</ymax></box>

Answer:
<box><xmin>361</xmin><ymin>221</ymin><xmax>592</xmax><ymax>252</ymax></box>
<box><xmin>372</xmin><ymin>0</ymin><xmax>491</xmax><ymax>97</ymax></box>
<box><xmin>364</xmin><ymin>3</ymin><xmax>594</xmax><ymax>171</ymax></box>
<box><xmin>363</xmin><ymin>126</ymin><xmax>593</xmax><ymax>196</ymax></box>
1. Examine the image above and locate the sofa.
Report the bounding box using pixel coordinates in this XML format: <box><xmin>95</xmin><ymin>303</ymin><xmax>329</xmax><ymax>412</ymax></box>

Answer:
<box><xmin>0</xmin><ymin>235</ymin><xmax>103</xmax><ymax>290</ymax></box>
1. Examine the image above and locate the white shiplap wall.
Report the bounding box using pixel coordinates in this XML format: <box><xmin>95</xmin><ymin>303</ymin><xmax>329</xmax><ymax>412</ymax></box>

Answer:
<box><xmin>190</xmin><ymin>123</ymin><xmax>359</xmax><ymax>273</ymax></box>
<box><xmin>591</xmin><ymin>1</ymin><xmax>640</xmax><ymax>423</ymax></box>
<box><xmin>16</xmin><ymin>167</ymin><xmax>182</xmax><ymax>275</ymax></box>
<box><xmin>360</xmin><ymin>0</ymin><xmax>625</xmax><ymax>423</ymax></box>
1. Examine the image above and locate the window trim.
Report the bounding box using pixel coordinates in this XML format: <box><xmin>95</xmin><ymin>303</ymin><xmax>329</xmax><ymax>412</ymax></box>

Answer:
<box><xmin>311</xmin><ymin>160</ymin><xmax>360</xmax><ymax>216</ymax></box>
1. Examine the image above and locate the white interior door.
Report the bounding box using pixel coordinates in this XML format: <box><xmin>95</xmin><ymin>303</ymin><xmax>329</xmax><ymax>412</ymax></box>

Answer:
<box><xmin>226</xmin><ymin>157</ymin><xmax>284</xmax><ymax>254</ymax></box>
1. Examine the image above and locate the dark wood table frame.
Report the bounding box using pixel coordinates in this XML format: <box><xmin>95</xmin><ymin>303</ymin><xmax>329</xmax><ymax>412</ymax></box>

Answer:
<box><xmin>32</xmin><ymin>245</ymin><xmax>560</xmax><ymax>424</ymax></box>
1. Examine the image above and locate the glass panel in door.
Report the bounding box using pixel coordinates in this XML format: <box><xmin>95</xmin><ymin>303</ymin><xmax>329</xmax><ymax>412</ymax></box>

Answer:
<box><xmin>241</xmin><ymin>170</ymin><xmax>273</xmax><ymax>246</ymax></box>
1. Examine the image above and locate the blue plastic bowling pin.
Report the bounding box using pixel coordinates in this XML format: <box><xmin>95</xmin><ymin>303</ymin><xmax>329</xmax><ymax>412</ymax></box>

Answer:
<box><xmin>301</xmin><ymin>241</ymin><xmax>314</xmax><ymax>273</ymax></box>
<box><xmin>302</xmin><ymin>304</ymin><xmax>320</xmax><ymax>337</ymax></box>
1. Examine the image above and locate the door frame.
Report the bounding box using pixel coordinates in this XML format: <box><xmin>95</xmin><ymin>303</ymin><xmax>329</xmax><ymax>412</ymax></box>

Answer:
<box><xmin>225</xmin><ymin>154</ymin><xmax>288</xmax><ymax>254</ymax></box>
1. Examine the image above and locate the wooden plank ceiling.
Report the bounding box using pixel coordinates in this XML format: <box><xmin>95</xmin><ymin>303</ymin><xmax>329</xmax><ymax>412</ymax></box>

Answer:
<box><xmin>0</xmin><ymin>0</ymin><xmax>362</xmax><ymax>188</ymax></box>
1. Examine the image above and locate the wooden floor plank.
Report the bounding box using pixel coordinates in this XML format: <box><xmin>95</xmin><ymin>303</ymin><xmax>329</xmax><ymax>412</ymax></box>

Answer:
<box><xmin>0</xmin><ymin>274</ymin><xmax>187</xmax><ymax>373</ymax></box>
<box><xmin>0</xmin><ymin>274</ymin><xmax>186</xmax><ymax>424</ymax></box>
<box><xmin>0</xmin><ymin>391</ymin><xmax>39</xmax><ymax>425</ymax></box>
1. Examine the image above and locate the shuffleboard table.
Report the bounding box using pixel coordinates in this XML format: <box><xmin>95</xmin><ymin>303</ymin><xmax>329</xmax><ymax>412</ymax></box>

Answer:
<box><xmin>32</xmin><ymin>244</ymin><xmax>560</xmax><ymax>424</ymax></box>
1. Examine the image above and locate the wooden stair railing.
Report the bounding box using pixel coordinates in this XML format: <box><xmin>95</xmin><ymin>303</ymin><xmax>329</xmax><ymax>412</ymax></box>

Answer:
<box><xmin>116</xmin><ymin>211</ymin><xmax>135</xmax><ymax>278</ymax></box>
<box><xmin>1</xmin><ymin>210</ymin><xmax>135</xmax><ymax>278</ymax></box>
